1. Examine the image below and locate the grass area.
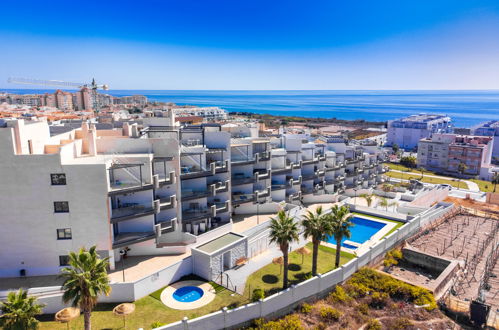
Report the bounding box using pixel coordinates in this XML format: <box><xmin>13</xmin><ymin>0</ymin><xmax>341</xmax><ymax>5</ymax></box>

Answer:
<box><xmin>38</xmin><ymin>276</ymin><xmax>249</xmax><ymax>330</ymax></box>
<box><xmin>353</xmin><ymin>212</ymin><xmax>404</xmax><ymax>238</ymax></box>
<box><xmin>385</xmin><ymin>170</ymin><xmax>469</xmax><ymax>189</ymax></box>
<box><xmin>244</xmin><ymin>243</ymin><xmax>355</xmax><ymax>298</ymax></box>
<box><xmin>384</xmin><ymin>162</ymin><xmax>435</xmax><ymax>175</ymax></box>
<box><xmin>469</xmin><ymin>178</ymin><xmax>496</xmax><ymax>192</ymax></box>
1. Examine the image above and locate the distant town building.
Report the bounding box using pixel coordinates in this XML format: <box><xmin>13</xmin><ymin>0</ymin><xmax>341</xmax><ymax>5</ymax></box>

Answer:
<box><xmin>387</xmin><ymin>114</ymin><xmax>452</xmax><ymax>151</ymax></box>
<box><xmin>417</xmin><ymin>133</ymin><xmax>493</xmax><ymax>179</ymax></box>
<box><xmin>173</xmin><ymin>107</ymin><xmax>227</xmax><ymax>121</ymax></box>
<box><xmin>472</xmin><ymin>120</ymin><xmax>499</xmax><ymax>164</ymax></box>
<box><xmin>113</xmin><ymin>95</ymin><xmax>147</xmax><ymax>106</ymax></box>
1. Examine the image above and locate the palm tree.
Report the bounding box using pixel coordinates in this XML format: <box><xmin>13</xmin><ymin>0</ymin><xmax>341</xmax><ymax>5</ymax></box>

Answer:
<box><xmin>269</xmin><ymin>210</ymin><xmax>300</xmax><ymax>289</ymax></box>
<box><xmin>492</xmin><ymin>172</ymin><xmax>499</xmax><ymax>193</ymax></box>
<box><xmin>389</xmin><ymin>201</ymin><xmax>398</xmax><ymax>212</ymax></box>
<box><xmin>60</xmin><ymin>246</ymin><xmax>111</xmax><ymax>330</ymax></box>
<box><xmin>359</xmin><ymin>193</ymin><xmax>374</xmax><ymax>207</ymax></box>
<box><xmin>329</xmin><ymin>205</ymin><xmax>354</xmax><ymax>268</ymax></box>
<box><xmin>0</xmin><ymin>289</ymin><xmax>45</xmax><ymax>330</ymax></box>
<box><xmin>379</xmin><ymin>197</ymin><xmax>389</xmax><ymax>211</ymax></box>
<box><xmin>457</xmin><ymin>162</ymin><xmax>468</xmax><ymax>190</ymax></box>
<box><xmin>419</xmin><ymin>166</ymin><xmax>425</xmax><ymax>181</ymax></box>
<box><xmin>302</xmin><ymin>206</ymin><xmax>331</xmax><ymax>276</ymax></box>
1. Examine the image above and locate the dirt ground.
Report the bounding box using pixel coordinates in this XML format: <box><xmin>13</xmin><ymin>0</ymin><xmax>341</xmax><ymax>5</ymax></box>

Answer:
<box><xmin>444</xmin><ymin>196</ymin><xmax>499</xmax><ymax>217</ymax></box>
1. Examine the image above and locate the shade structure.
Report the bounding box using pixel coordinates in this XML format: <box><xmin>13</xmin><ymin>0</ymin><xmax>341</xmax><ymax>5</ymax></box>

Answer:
<box><xmin>273</xmin><ymin>256</ymin><xmax>284</xmax><ymax>275</ymax></box>
<box><xmin>296</xmin><ymin>246</ymin><xmax>311</xmax><ymax>264</ymax></box>
<box><xmin>113</xmin><ymin>303</ymin><xmax>135</xmax><ymax>316</ymax></box>
<box><xmin>54</xmin><ymin>307</ymin><xmax>80</xmax><ymax>323</ymax></box>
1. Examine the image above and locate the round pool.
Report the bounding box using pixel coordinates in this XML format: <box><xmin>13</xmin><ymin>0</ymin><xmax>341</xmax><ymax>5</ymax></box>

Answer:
<box><xmin>172</xmin><ymin>286</ymin><xmax>204</xmax><ymax>302</ymax></box>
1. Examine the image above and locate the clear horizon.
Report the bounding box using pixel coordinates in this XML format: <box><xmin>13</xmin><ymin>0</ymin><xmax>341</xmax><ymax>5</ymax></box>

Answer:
<box><xmin>1</xmin><ymin>1</ymin><xmax>499</xmax><ymax>90</ymax></box>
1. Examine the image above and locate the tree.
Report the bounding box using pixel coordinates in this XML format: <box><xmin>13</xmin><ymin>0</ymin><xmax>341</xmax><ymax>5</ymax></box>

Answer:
<box><xmin>400</xmin><ymin>156</ymin><xmax>417</xmax><ymax>168</ymax></box>
<box><xmin>269</xmin><ymin>210</ymin><xmax>300</xmax><ymax>289</ymax></box>
<box><xmin>302</xmin><ymin>206</ymin><xmax>331</xmax><ymax>276</ymax></box>
<box><xmin>359</xmin><ymin>193</ymin><xmax>374</xmax><ymax>207</ymax></box>
<box><xmin>419</xmin><ymin>166</ymin><xmax>426</xmax><ymax>181</ymax></box>
<box><xmin>328</xmin><ymin>205</ymin><xmax>354</xmax><ymax>268</ymax></box>
<box><xmin>60</xmin><ymin>246</ymin><xmax>111</xmax><ymax>330</ymax></box>
<box><xmin>0</xmin><ymin>289</ymin><xmax>45</xmax><ymax>330</ymax></box>
<box><xmin>379</xmin><ymin>197</ymin><xmax>389</xmax><ymax>211</ymax></box>
<box><xmin>391</xmin><ymin>143</ymin><xmax>399</xmax><ymax>154</ymax></box>
<box><xmin>493</xmin><ymin>172</ymin><xmax>499</xmax><ymax>193</ymax></box>
<box><xmin>457</xmin><ymin>162</ymin><xmax>468</xmax><ymax>190</ymax></box>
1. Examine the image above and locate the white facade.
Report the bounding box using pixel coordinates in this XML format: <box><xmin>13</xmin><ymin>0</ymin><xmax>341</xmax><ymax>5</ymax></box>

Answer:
<box><xmin>172</xmin><ymin>107</ymin><xmax>228</xmax><ymax>121</ymax></box>
<box><xmin>387</xmin><ymin>114</ymin><xmax>452</xmax><ymax>151</ymax></box>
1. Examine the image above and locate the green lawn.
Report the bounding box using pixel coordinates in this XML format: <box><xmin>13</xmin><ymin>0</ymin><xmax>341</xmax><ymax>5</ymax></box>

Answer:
<box><xmin>384</xmin><ymin>162</ymin><xmax>435</xmax><ymax>174</ymax></box>
<box><xmin>244</xmin><ymin>242</ymin><xmax>355</xmax><ymax>298</ymax></box>
<box><xmin>469</xmin><ymin>178</ymin><xmax>496</xmax><ymax>193</ymax></box>
<box><xmin>38</xmin><ymin>276</ymin><xmax>249</xmax><ymax>330</ymax></box>
<box><xmin>385</xmin><ymin>170</ymin><xmax>469</xmax><ymax>189</ymax></box>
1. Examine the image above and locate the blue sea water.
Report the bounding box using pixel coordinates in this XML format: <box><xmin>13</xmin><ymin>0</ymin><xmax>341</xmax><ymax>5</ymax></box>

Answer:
<box><xmin>3</xmin><ymin>89</ymin><xmax>499</xmax><ymax>127</ymax></box>
<box><xmin>326</xmin><ymin>217</ymin><xmax>386</xmax><ymax>247</ymax></box>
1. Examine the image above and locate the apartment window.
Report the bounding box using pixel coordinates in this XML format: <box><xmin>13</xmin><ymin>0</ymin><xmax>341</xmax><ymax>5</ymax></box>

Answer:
<box><xmin>59</xmin><ymin>255</ymin><xmax>70</xmax><ymax>266</ymax></box>
<box><xmin>54</xmin><ymin>201</ymin><xmax>69</xmax><ymax>213</ymax></box>
<box><xmin>57</xmin><ymin>228</ymin><xmax>72</xmax><ymax>240</ymax></box>
<box><xmin>51</xmin><ymin>173</ymin><xmax>67</xmax><ymax>185</ymax></box>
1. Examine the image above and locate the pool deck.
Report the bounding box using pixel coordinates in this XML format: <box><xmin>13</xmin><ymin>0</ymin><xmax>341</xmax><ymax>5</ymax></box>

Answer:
<box><xmin>160</xmin><ymin>280</ymin><xmax>216</xmax><ymax>310</ymax></box>
<box><xmin>320</xmin><ymin>214</ymin><xmax>398</xmax><ymax>256</ymax></box>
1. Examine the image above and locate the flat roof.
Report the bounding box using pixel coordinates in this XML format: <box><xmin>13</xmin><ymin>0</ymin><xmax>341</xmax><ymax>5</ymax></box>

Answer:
<box><xmin>196</xmin><ymin>232</ymin><xmax>244</xmax><ymax>253</ymax></box>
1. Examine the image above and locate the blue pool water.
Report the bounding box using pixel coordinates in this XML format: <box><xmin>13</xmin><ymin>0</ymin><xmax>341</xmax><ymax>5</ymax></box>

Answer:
<box><xmin>326</xmin><ymin>217</ymin><xmax>386</xmax><ymax>247</ymax></box>
<box><xmin>173</xmin><ymin>286</ymin><xmax>204</xmax><ymax>302</ymax></box>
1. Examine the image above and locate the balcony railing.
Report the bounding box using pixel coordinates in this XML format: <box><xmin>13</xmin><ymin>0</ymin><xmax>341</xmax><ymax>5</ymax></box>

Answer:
<box><xmin>232</xmin><ymin>193</ymin><xmax>255</xmax><ymax>205</ymax></box>
<box><xmin>181</xmin><ymin>189</ymin><xmax>211</xmax><ymax>201</ymax></box>
<box><xmin>157</xmin><ymin>195</ymin><xmax>177</xmax><ymax>209</ymax></box>
<box><xmin>182</xmin><ymin>208</ymin><xmax>210</xmax><ymax>222</ymax></box>
<box><xmin>232</xmin><ymin>176</ymin><xmax>255</xmax><ymax>186</ymax></box>
<box><xmin>111</xmin><ymin>203</ymin><xmax>155</xmax><ymax>222</ymax></box>
<box><xmin>113</xmin><ymin>231</ymin><xmax>156</xmax><ymax>248</ymax></box>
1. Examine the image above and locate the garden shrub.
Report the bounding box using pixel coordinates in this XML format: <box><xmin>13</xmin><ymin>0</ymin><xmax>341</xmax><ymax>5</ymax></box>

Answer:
<box><xmin>252</xmin><ymin>288</ymin><xmax>265</xmax><ymax>302</ymax></box>
<box><xmin>151</xmin><ymin>321</ymin><xmax>166</xmax><ymax>328</ymax></box>
<box><xmin>328</xmin><ymin>286</ymin><xmax>351</xmax><ymax>303</ymax></box>
<box><xmin>390</xmin><ymin>317</ymin><xmax>413</xmax><ymax>329</ymax></box>
<box><xmin>253</xmin><ymin>315</ymin><xmax>304</xmax><ymax>330</ymax></box>
<box><xmin>366</xmin><ymin>318</ymin><xmax>382</xmax><ymax>330</ymax></box>
<box><xmin>313</xmin><ymin>322</ymin><xmax>327</xmax><ymax>330</ymax></box>
<box><xmin>346</xmin><ymin>282</ymin><xmax>370</xmax><ymax>298</ymax></box>
<box><xmin>369</xmin><ymin>291</ymin><xmax>389</xmax><ymax>309</ymax></box>
<box><xmin>300</xmin><ymin>303</ymin><xmax>312</xmax><ymax>314</ymax></box>
<box><xmin>319</xmin><ymin>306</ymin><xmax>342</xmax><ymax>321</ymax></box>
<box><xmin>357</xmin><ymin>303</ymin><xmax>370</xmax><ymax>315</ymax></box>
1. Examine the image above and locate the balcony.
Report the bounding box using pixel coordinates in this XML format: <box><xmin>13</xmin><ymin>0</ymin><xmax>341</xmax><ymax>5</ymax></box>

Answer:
<box><xmin>231</xmin><ymin>155</ymin><xmax>256</xmax><ymax>166</ymax></box>
<box><xmin>288</xmin><ymin>191</ymin><xmax>301</xmax><ymax>202</ymax></box>
<box><xmin>256</xmin><ymin>151</ymin><xmax>271</xmax><ymax>162</ymax></box>
<box><xmin>288</xmin><ymin>176</ymin><xmax>302</xmax><ymax>186</ymax></box>
<box><xmin>210</xmin><ymin>180</ymin><xmax>229</xmax><ymax>194</ymax></box>
<box><xmin>181</xmin><ymin>189</ymin><xmax>211</xmax><ymax>201</ymax></box>
<box><xmin>155</xmin><ymin>219</ymin><xmax>176</xmax><ymax>237</ymax></box>
<box><xmin>232</xmin><ymin>175</ymin><xmax>255</xmax><ymax>186</ymax></box>
<box><xmin>301</xmin><ymin>186</ymin><xmax>314</xmax><ymax>195</ymax></box>
<box><xmin>271</xmin><ymin>184</ymin><xmax>286</xmax><ymax>191</ymax></box>
<box><xmin>209</xmin><ymin>200</ymin><xmax>230</xmax><ymax>216</ymax></box>
<box><xmin>180</xmin><ymin>165</ymin><xmax>212</xmax><ymax>180</ymax></box>
<box><xmin>254</xmin><ymin>169</ymin><xmax>271</xmax><ymax>180</ymax></box>
<box><xmin>111</xmin><ymin>203</ymin><xmax>155</xmax><ymax>223</ymax></box>
<box><xmin>232</xmin><ymin>193</ymin><xmax>255</xmax><ymax>205</ymax></box>
<box><xmin>113</xmin><ymin>231</ymin><xmax>156</xmax><ymax>249</ymax></box>
<box><xmin>255</xmin><ymin>187</ymin><xmax>271</xmax><ymax>199</ymax></box>
<box><xmin>155</xmin><ymin>171</ymin><xmax>176</xmax><ymax>187</ymax></box>
<box><xmin>315</xmin><ymin>169</ymin><xmax>325</xmax><ymax>177</ymax></box>
<box><xmin>182</xmin><ymin>208</ymin><xmax>211</xmax><ymax>222</ymax></box>
<box><xmin>108</xmin><ymin>163</ymin><xmax>153</xmax><ymax>195</ymax></box>
<box><xmin>157</xmin><ymin>195</ymin><xmax>177</xmax><ymax>210</ymax></box>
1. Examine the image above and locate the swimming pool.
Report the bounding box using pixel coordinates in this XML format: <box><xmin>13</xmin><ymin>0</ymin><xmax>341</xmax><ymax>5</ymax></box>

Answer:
<box><xmin>326</xmin><ymin>217</ymin><xmax>386</xmax><ymax>246</ymax></box>
<box><xmin>172</xmin><ymin>286</ymin><xmax>204</xmax><ymax>303</ymax></box>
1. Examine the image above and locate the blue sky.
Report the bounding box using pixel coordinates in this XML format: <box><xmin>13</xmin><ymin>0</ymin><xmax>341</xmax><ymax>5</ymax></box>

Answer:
<box><xmin>0</xmin><ymin>0</ymin><xmax>498</xmax><ymax>90</ymax></box>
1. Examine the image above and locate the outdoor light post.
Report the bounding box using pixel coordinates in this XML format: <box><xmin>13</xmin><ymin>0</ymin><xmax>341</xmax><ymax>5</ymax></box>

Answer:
<box><xmin>119</xmin><ymin>249</ymin><xmax>126</xmax><ymax>282</ymax></box>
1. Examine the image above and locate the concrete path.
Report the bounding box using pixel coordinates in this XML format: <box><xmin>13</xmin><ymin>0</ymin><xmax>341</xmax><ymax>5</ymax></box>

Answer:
<box><xmin>389</xmin><ymin>169</ymin><xmax>479</xmax><ymax>192</ymax></box>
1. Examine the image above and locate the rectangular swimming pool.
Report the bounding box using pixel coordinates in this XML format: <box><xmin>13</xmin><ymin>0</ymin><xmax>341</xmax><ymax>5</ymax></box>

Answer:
<box><xmin>325</xmin><ymin>216</ymin><xmax>386</xmax><ymax>247</ymax></box>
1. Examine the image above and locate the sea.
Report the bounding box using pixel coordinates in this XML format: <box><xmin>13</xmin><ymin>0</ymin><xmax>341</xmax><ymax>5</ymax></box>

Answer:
<box><xmin>3</xmin><ymin>89</ymin><xmax>499</xmax><ymax>128</ymax></box>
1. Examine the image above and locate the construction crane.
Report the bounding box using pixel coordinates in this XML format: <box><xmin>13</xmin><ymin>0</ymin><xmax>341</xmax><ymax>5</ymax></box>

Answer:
<box><xmin>7</xmin><ymin>77</ymin><xmax>109</xmax><ymax>112</ymax></box>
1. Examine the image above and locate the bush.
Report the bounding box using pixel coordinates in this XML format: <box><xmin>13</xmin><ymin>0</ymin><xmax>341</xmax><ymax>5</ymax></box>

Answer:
<box><xmin>357</xmin><ymin>303</ymin><xmax>370</xmax><ymax>315</ymax></box>
<box><xmin>369</xmin><ymin>291</ymin><xmax>389</xmax><ymax>309</ymax></box>
<box><xmin>366</xmin><ymin>319</ymin><xmax>382</xmax><ymax>330</ymax></box>
<box><xmin>253</xmin><ymin>315</ymin><xmax>304</xmax><ymax>329</ymax></box>
<box><xmin>328</xmin><ymin>286</ymin><xmax>351</xmax><ymax>303</ymax></box>
<box><xmin>252</xmin><ymin>288</ymin><xmax>265</xmax><ymax>302</ymax></box>
<box><xmin>346</xmin><ymin>282</ymin><xmax>370</xmax><ymax>298</ymax></box>
<box><xmin>390</xmin><ymin>317</ymin><xmax>413</xmax><ymax>329</ymax></box>
<box><xmin>319</xmin><ymin>307</ymin><xmax>342</xmax><ymax>321</ymax></box>
<box><xmin>313</xmin><ymin>322</ymin><xmax>327</xmax><ymax>330</ymax></box>
<box><xmin>151</xmin><ymin>321</ymin><xmax>166</xmax><ymax>328</ymax></box>
<box><xmin>300</xmin><ymin>303</ymin><xmax>312</xmax><ymax>314</ymax></box>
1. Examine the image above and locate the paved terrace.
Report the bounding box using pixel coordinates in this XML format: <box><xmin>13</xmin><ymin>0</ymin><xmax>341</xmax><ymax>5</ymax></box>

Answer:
<box><xmin>409</xmin><ymin>211</ymin><xmax>499</xmax><ymax>309</ymax></box>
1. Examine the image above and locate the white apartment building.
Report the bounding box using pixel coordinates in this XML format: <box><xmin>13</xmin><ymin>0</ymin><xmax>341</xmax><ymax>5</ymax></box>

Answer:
<box><xmin>172</xmin><ymin>107</ymin><xmax>228</xmax><ymax>122</ymax></box>
<box><xmin>387</xmin><ymin>114</ymin><xmax>452</xmax><ymax>151</ymax></box>
<box><xmin>473</xmin><ymin>120</ymin><xmax>499</xmax><ymax>164</ymax></box>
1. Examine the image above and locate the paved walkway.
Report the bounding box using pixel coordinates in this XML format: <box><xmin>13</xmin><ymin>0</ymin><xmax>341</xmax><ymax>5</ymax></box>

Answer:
<box><xmin>389</xmin><ymin>169</ymin><xmax>479</xmax><ymax>192</ymax></box>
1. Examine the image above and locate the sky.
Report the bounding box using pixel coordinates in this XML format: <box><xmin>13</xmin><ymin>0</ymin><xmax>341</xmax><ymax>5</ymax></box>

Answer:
<box><xmin>0</xmin><ymin>0</ymin><xmax>499</xmax><ymax>90</ymax></box>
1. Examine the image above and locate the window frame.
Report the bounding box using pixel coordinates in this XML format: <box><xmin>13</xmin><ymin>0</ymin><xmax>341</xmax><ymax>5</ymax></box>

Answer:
<box><xmin>50</xmin><ymin>173</ymin><xmax>67</xmax><ymax>185</ymax></box>
<box><xmin>54</xmin><ymin>201</ymin><xmax>69</xmax><ymax>213</ymax></box>
<box><xmin>57</xmin><ymin>228</ymin><xmax>72</xmax><ymax>240</ymax></box>
<box><xmin>59</xmin><ymin>255</ymin><xmax>70</xmax><ymax>266</ymax></box>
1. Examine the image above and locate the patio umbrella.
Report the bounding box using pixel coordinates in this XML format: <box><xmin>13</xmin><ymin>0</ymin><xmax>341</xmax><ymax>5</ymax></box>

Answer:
<box><xmin>113</xmin><ymin>303</ymin><xmax>135</xmax><ymax>329</ymax></box>
<box><xmin>296</xmin><ymin>247</ymin><xmax>311</xmax><ymax>264</ymax></box>
<box><xmin>54</xmin><ymin>307</ymin><xmax>80</xmax><ymax>330</ymax></box>
<box><xmin>273</xmin><ymin>257</ymin><xmax>283</xmax><ymax>275</ymax></box>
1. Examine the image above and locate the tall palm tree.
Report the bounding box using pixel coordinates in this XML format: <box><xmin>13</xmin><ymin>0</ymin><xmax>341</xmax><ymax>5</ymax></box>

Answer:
<box><xmin>60</xmin><ymin>246</ymin><xmax>111</xmax><ymax>330</ymax></box>
<box><xmin>302</xmin><ymin>206</ymin><xmax>331</xmax><ymax>276</ymax></box>
<box><xmin>329</xmin><ymin>205</ymin><xmax>354</xmax><ymax>268</ymax></box>
<box><xmin>457</xmin><ymin>162</ymin><xmax>468</xmax><ymax>190</ymax></box>
<box><xmin>359</xmin><ymin>193</ymin><xmax>374</xmax><ymax>207</ymax></box>
<box><xmin>269</xmin><ymin>210</ymin><xmax>300</xmax><ymax>289</ymax></box>
<box><xmin>0</xmin><ymin>289</ymin><xmax>45</xmax><ymax>330</ymax></box>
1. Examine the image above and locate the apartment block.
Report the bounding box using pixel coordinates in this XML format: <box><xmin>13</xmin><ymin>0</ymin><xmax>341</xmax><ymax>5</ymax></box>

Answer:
<box><xmin>473</xmin><ymin>120</ymin><xmax>499</xmax><ymax>164</ymax></box>
<box><xmin>172</xmin><ymin>107</ymin><xmax>228</xmax><ymax>122</ymax></box>
<box><xmin>417</xmin><ymin>133</ymin><xmax>493</xmax><ymax>178</ymax></box>
<box><xmin>387</xmin><ymin>114</ymin><xmax>452</xmax><ymax>150</ymax></box>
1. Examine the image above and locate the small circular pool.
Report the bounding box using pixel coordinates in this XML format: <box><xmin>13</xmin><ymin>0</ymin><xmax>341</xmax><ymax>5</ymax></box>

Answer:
<box><xmin>172</xmin><ymin>286</ymin><xmax>204</xmax><ymax>302</ymax></box>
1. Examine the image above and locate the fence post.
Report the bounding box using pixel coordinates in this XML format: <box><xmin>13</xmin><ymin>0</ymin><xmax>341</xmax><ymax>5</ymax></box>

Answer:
<box><xmin>259</xmin><ymin>299</ymin><xmax>264</xmax><ymax>318</ymax></box>
<box><xmin>317</xmin><ymin>274</ymin><xmax>323</xmax><ymax>293</ymax></box>
<box><xmin>182</xmin><ymin>316</ymin><xmax>189</xmax><ymax>330</ymax></box>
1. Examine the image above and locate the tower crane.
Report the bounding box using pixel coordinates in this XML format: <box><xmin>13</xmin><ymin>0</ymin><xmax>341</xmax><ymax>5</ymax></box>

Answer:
<box><xmin>7</xmin><ymin>77</ymin><xmax>109</xmax><ymax>112</ymax></box>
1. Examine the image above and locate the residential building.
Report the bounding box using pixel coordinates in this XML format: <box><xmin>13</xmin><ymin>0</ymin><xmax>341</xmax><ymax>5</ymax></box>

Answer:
<box><xmin>417</xmin><ymin>133</ymin><xmax>493</xmax><ymax>178</ymax></box>
<box><xmin>387</xmin><ymin>114</ymin><xmax>452</xmax><ymax>150</ymax></box>
<box><xmin>473</xmin><ymin>120</ymin><xmax>499</xmax><ymax>164</ymax></box>
<box><xmin>172</xmin><ymin>107</ymin><xmax>228</xmax><ymax>121</ymax></box>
